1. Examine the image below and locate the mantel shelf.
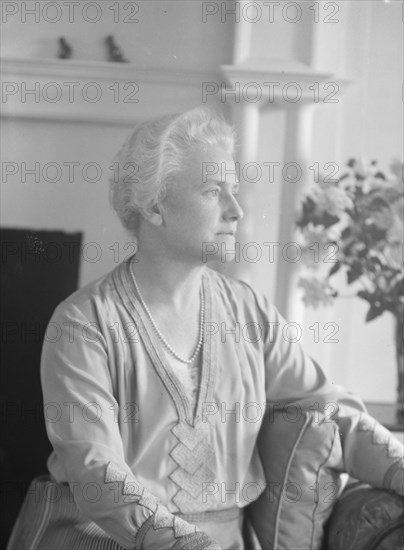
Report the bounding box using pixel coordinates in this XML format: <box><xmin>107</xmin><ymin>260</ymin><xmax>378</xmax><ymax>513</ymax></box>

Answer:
<box><xmin>2</xmin><ymin>57</ymin><xmax>219</xmax><ymax>85</ymax></box>
<box><xmin>1</xmin><ymin>57</ymin><xmax>221</xmax><ymax>125</ymax></box>
<box><xmin>221</xmin><ymin>59</ymin><xmax>352</xmax><ymax>104</ymax></box>
<box><xmin>1</xmin><ymin>56</ymin><xmax>353</xmax><ymax>123</ymax></box>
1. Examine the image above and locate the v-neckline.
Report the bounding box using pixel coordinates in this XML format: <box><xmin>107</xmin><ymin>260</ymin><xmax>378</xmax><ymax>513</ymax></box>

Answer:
<box><xmin>112</xmin><ymin>256</ymin><xmax>217</xmax><ymax>427</ymax></box>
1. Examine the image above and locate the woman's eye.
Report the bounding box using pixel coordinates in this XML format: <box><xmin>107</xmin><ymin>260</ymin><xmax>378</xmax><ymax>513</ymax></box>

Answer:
<box><xmin>207</xmin><ymin>188</ymin><xmax>220</xmax><ymax>197</ymax></box>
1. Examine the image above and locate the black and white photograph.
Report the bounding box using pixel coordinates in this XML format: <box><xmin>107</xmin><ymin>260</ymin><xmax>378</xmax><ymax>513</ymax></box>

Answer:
<box><xmin>1</xmin><ymin>1</ymin><xmax>403</xmax><ymax>549</ymax></box>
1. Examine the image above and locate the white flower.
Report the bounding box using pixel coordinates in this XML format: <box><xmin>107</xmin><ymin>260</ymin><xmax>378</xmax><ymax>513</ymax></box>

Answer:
<box><xmin>349</xmin><ymin>158</ymin><xmax>369</xmax><ymax>179</ymax></box>
<box><xmin>389</xmin><ymin>159</ymin><xmax>403</xmax><ymax>185</ymax></box>
<box><xmin>299</xmin><ymin>224</ymin><xmax>340</xmax><ymax>268</ymax></box>
<box><xmin>298</xmin><ymin>277</ymin><xmax>335</xmax><ymax>308</ymax></box>
<box><xmin>362</xmin><ymin>176</ymin><xmax>387</xmax><ymax>194</ymax></box>
<box><xmin>311</xmin><ymin>185</ymin><xmax>354</xmax><ymax>218</ymax></box>
<box><xmin>382</xmin><ymin>243</ymin><xmax>403</xmax><ymax>271</ymax></box>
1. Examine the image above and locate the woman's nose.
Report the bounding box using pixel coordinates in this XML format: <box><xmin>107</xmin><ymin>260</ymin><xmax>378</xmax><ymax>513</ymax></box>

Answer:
<box><xmin>224</xmin><ymin>194</ymin><xmax>244</xmax><ymax>221</ymax></box>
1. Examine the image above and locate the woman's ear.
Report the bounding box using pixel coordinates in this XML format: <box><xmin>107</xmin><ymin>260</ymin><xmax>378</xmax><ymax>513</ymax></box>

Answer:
<box><xmin>140</xmin><ymin>202</ymin><xmax>164</xmax><ymax>227</ymax></box>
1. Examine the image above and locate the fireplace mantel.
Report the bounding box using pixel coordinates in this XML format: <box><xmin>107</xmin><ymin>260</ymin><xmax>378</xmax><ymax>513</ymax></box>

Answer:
<box><xmin>220</xmin><ymin>58</ymin><xmax>351</xmax><ymax>319</ymax></box>
<box><xmin>1</xmin><ymin>57</ymin><xmax>220</xmax><ymax>125</ymax></box>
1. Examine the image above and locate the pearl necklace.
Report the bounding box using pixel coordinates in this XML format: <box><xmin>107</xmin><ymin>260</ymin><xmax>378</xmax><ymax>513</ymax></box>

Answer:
<box><xmin>130</xmin><ymin>264</ymin><xmax>205</xmax><ymax>364</ymax></box>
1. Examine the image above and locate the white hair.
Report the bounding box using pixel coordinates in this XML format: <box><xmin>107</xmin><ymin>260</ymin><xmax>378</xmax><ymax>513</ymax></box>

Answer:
<box><xmin>109</xmin><ymin>106</ymin><xmax>235</xmax><ymax>236</ymax></box>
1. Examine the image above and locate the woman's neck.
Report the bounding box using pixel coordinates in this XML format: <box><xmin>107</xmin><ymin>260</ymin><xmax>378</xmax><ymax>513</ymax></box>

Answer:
<box><xmin>131</xmin><ymin>247</ymin><xmax>206</xmax><ymax>312</ymax></box>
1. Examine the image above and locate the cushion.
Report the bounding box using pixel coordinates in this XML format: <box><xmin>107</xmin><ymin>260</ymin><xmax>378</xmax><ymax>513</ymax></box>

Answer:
<box><xmin>325</xmin><ymin>482</ymin><xmax>404</xmax><ymax>550</ymax></box>
<box><xmin>246</xmin><ymin>409</ymin><xmax>346</xmax><ymax>550</ymax></box>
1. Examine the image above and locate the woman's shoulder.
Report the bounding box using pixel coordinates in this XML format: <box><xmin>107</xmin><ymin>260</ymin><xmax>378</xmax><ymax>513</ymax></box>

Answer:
<box><xmin>205</xmin><ymin>266</ymin><xmax>253</xmax><ymax>295</ymax></box>
<box><xmin>205</xmin><ymin>267</ymin><xmax>278</xmax><ymax>318</ymax></box>
<box><xmin>50</xmin><ymin>261</ymin><xmax>125</xmax><ymax>322</ymax></box>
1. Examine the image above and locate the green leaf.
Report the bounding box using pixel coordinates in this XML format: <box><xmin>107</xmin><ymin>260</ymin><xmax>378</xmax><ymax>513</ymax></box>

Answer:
<box><xmin>341</xmin><ymin>227</ymin><xmax>352</xmax><ymax>239</ymax></box>
<box><xmin>367</xmin><ymin>225</ymin><xmax>387</xmax><ymax>242</ymax></box>
<box><xmin>357</xmin><ymin>290</ymin><xmax>373</xmax><ymax>303</ymax></box>
<box><xmin>357</xmin><ymin>247</ymin><xmax>368</xmax><ymax>259</ymax></box>
<box><xmin>366</xmin><ymin>305</ymin><xmax>384</xmax><ymax>322</ymax></box>
<box><xmin>367</xmin><ymin>196</ymin><xmax>389</xmax><ymax>210</ymax></box>
<box><xmin>329</xmin><ymin>261</ymin><xmax>341</xmax><ymax>276</ymax></box>
<box><xmin>319</xmin><ymin>212</ymin><xmax>341</xmax><ymax>228</ymax></box>
<box><xmin>368</xmin><ymin>256</ymin><xmax>384</xmax><ymax>267</ymax></box>
<box><xmin>296</xmin><ymin>197</ymin><xmax>317</xmax><ymax>227</ymax></box>
<box><xmin>347</xmin><ymin>264</ymin><xmax>362</xmax><ymax>284</ymax></box>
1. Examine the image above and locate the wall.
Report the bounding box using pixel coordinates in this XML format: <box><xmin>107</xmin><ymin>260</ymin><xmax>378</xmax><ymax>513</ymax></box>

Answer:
<box><xmin>1</xmin><ymin>0</ymin><xmax>234</xmax><ymax>286</ymax></box>
<box><xmin>1</xmin><ymin>0</ymin><xmax>233</xmax><ymax>70</ymax></box>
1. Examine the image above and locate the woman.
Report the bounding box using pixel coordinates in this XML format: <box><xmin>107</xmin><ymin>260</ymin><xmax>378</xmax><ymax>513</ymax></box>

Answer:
<box><xmin>7</xmin><ymin>107</ymin><xmax>403</xmax><ymax>549</ymax></box>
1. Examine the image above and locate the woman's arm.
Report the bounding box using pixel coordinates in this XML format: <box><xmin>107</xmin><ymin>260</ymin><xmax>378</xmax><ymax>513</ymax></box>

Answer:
<box><xmin>240</xmin><ymin>281</ymin><xmax>404</xmax><ymax>496</ymax></box>
<box><xmin>41</xmin><ymin>300</ymin><xmax>220</xmax><ymax>550</ymax></box>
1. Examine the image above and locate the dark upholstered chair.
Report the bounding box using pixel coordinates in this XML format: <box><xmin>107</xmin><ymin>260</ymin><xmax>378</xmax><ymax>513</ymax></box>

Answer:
<box><xmin>1</xmin><ymin>228</ymin><xmax>82</xmax><ymax>548</ymax></box>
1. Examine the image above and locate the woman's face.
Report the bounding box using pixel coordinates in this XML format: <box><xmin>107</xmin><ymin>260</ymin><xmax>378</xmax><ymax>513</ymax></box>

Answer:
<box><xmin>158</xmin><ymin>144</ymin><xmax>244</xmax><ymax>264</ymax></box>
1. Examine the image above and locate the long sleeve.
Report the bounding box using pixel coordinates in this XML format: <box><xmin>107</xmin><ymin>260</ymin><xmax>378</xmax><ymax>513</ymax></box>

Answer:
<box><xmin>241</xmin><ymin>281</ymin><xmax>404</xmax><ymax>497</ymax></box>
<box><xmin>41</xmin><ymin>300</ymin><xmax>220</xmax><ymax>550</ymax></box>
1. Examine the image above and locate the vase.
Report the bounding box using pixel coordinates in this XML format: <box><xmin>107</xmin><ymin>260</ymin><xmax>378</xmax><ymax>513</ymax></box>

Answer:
<box><xmin>394</xmin><ymin>305</ymin><xmax>404</xmax><ymax>424</ymax></box>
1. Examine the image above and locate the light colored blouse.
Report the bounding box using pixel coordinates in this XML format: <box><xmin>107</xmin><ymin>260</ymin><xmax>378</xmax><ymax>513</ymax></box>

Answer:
<box><xmin>40</xmin><ymin>256</ymin><xmax>402</xmax><ymax>549</ymax></box>
<box><xmin>168</xmin><ymin>353</ymin><xmax>201</xmax><ymax>416</ymax></box>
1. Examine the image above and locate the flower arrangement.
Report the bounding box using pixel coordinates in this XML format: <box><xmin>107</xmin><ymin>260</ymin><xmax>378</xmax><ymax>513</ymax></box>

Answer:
<box><xmin>295</xmin><ymin>159</ymin><xmax>403</xmax><ymax>322</ymax></box>
<box><xmin>296</xmin><ymin>158</ymin><xmax>404</xmax><ymax>418</ymax></box>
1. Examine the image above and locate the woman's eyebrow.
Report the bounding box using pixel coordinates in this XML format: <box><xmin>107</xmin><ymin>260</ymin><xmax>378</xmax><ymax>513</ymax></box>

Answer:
<box><xmin>203</xmin><ymin>178</ymin><xmax>240</xmax><ymax>187</ymax></box>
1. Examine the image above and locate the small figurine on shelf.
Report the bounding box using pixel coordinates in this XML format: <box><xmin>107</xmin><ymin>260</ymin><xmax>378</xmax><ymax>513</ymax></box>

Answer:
<box><xmin>58</xmin><ymin>37</ymin><xmax>72</xmax><ymax>59</ymax></box>
<box><xmin>105</xmin><ymin>35</ymin><xmax>129</xmax><ymax>63</ymax></box>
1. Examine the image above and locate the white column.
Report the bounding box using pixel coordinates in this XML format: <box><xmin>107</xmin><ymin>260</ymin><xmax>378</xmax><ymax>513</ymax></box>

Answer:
<box><xmin>276</xmin><ymin>104</ymin><xmax>314</xmax><ymax>322</ymax></box>
<box><xmin>232</xmin><ymin>1</ymin><xmax>252</xmax><ymax>65</ymax></box>
<box><xmin>220</xmin><ymin>102</ymin><xmax>260</xmax><ymax>282</ymax></box>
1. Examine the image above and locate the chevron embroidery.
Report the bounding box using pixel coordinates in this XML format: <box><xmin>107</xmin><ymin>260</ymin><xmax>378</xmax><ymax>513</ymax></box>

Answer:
<box><xmin>358</xmin><ymin>414</ymin><xmax>404</xmax><ymax>460</ymax></box>
<box><xmin>171</xmin><ymin>421</ymin><xmax>211</xmax><ymax>450</ymax></box>
<box><xmin>169</xmin><ymin>419</ymin><xmax>218</xmax><ymax>513</ymax></box>
<box><xmin>171</xmin><ymin>441</ymin><xmax>215</xmax><ymax>476</ymax></box>
<box><xmin>105</xmin><ymin>461</ymin><xmax>158</xmax><ymax>514</ymax></box>
<box><xmin>104</xmin><ymin>462</ymin><xmax>196</xmax><ymax>537</ymax></box>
